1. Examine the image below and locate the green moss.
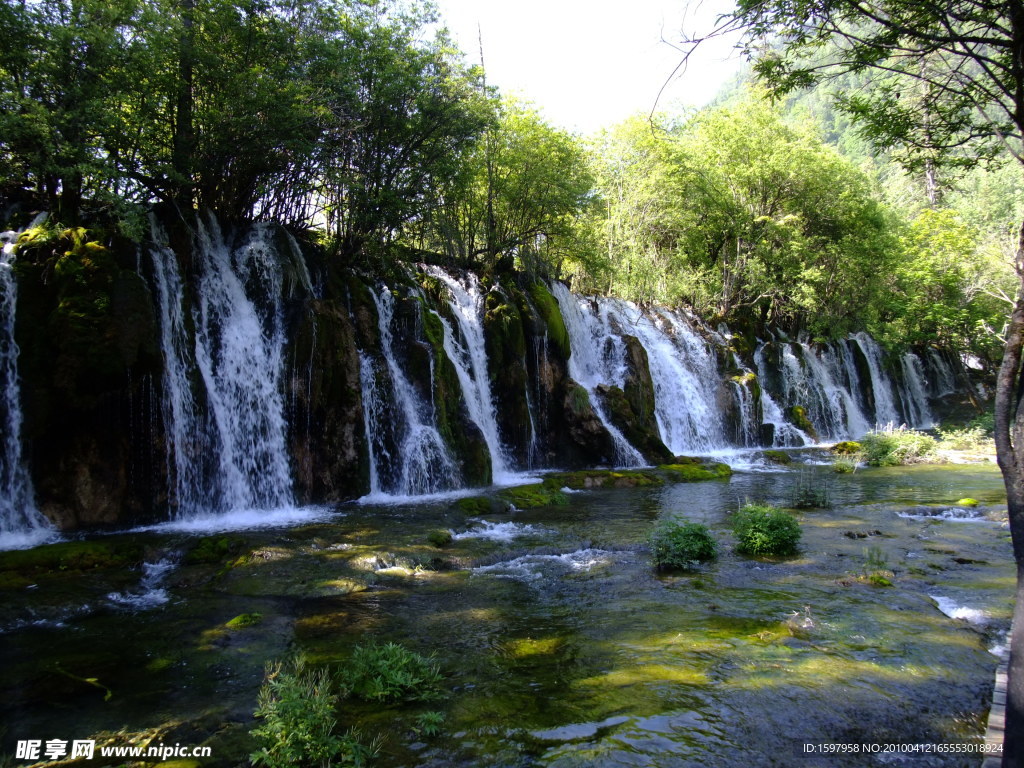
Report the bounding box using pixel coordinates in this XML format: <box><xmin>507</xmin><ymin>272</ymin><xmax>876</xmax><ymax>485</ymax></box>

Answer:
<box><xmin>956</xmin><ymin>498</ymin><xmax>980</xmax><ymax>507</ymax></box>
<box><xmin>658</xmin><ymin>462</ymin><xmax>733</xmax><ymax>482</ymax></box>
<box><xmin>457</xmin><ymin>496</ymin><xmax>493</xmax><ymax>515</ymax></box>
<box><xmin>0</xmin><ymin>540</ymin><xmax>143</xmax><ymax>575</ymax></box>
<box><xmin>761</xmin><ymin>450</ymin><xmax>792</xmax><ymax>465</ymax></box>
<box><xmin>527</xmin><ymin>281</ymin><xmax>571</xmax><ymax>361</ymax></box>
<box><xmin>184</xmin><ymin>536</ymin><xmax>239</xmax><ymax>566</ymax></box>
<box><xmin>788</xmin><ymin>406</ymin><xmax>818</xmax><ymax>439</ymax></box>
<box><xmin>831</xmin><ymin>441</ymin><xmax>862</xmax><ymax>455</ymax></box>
<box><xmin>498</xmin><ymin>483</ymin><xmax>568</xmax><ymax>509</ymax></box>
<box><xmin>545</xmin><ymin>469</ymin><xmax>664</xmax><ymax>490</ymax></box>
<box><xmin>427</xmin><ymin>530</ymin><xmax>453</xmax><ymax>548</ymax></box>
<box><xmin>226</xmin><ymin>613</ymin><xmax>264</xmax><ymax>629</ymax></box>
<box><xmin>565</xmin><ymin>381</ymin><xmax>592</xmax><ymax>416</ymax></box>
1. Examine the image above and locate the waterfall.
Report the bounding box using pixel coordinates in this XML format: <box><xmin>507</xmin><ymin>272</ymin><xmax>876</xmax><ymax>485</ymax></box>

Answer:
<box><xmin>0</xmin><ymin>228</ymin><xmax>54</xmax><ymax>549</ymax></box>
<box><xmin>423</xmin><ymin>267</ymin><xmax>516</xmax><ymax>482</ymax></box>
<box><xmin>360</xmin><ymin>286</ymin><xmax>459</xmax><ymax>497</ymax></box>
<box><xmin>151</xmin><ymin>220</ymin><xmax>296</xmax><ymax>517</ymax></box>
<box><xmin>853</xmin><ymin>332</ymin><xmax>901</xmax><ymax>427</ymax></box>
<box><xmin>550</xmin><ymin>283</ymin><xmax>645</xmax><ymax>466</ymax></box>
<box><xmin>899</xmin><ymin>353</ymin><xmax>935</xmax><ymax>428</ymax></box>
<box><xmin>927</xmin><ymin>349</ymin><xmax>957</xmax><ymax>398</ymax></box>
<box><xmin>753</xmin><ymin>344</ymin><xmax>812</xmax><ymax>446</ymax></box>
<box><xmin>636</xmin><ymin>306</ymin><xmax>726</xmax><ymax>454</ymax></box>
<box><xmin>798</xmin><ymin>342</ymin><xmax>871</xmax><ymax>439</ymax></box>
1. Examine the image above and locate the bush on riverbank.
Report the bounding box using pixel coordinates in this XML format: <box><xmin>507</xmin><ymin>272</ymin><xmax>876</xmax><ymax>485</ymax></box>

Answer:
<box><xmin>861</xmin><ymin>426</ymin><xmax>936</xmax><ymax>466</ymax></box>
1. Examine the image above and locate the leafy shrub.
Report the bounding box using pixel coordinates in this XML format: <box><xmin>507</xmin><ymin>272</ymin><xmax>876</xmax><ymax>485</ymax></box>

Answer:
<box><xmin>732</xmin><ymin>504</ymin><xmax>801</xmax><ymax>557</ymax></box>
<box><xmin>860</xmin><ymin>426</ymin><xmax>936</xmax><ymax>466</ymax></box>
<box><xmin>340</xmin><ymin>642</ymin><xmax>443</xmax><ymax>703</ymax></box>
<box><xmin>650</xmin><ymin>520</ymin><xmax>718</xmax><ymax>570</ymax></box>
<box><xmin>251</xmin><ymin>655</ymin><xmax>372</xmax><ymax>768</ymax></box>
<box><xmin>936</xmin><ymin>425</ymin><xmax>993</xmax><ymax>452</ymax></box>
<box><xmin>413</xmin><ymin>711</ymin><xmax>445</xmax><ymax>738</ymax></box>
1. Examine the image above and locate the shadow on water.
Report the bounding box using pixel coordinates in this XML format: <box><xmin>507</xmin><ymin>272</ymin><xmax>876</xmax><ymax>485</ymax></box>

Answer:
<box><xmin>0</xmin><ymin>460</ymin><xmax>1012</xmax><ymax>767</ymax></box>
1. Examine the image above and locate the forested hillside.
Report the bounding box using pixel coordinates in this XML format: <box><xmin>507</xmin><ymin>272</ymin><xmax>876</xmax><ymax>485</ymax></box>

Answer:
<box><xmin>0</xmin><ymin>0</ymin><xmax>1015</xmax><ymax>366</ymax></box>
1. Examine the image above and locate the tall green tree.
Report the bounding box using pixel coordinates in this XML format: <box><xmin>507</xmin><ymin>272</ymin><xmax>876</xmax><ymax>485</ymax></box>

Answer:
<box><xmin>679</xmin><ymin>0</ymin><xmax>1024</xmax><ymax>758</ymax></box>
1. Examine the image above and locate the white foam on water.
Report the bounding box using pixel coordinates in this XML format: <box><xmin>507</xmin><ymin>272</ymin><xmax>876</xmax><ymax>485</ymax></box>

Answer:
<box><xmin>898</xmin><ymin>506</ymin><xmax>992</xmax><ymax>524</ymax></box>
<box><xmin>131</xmin><ymin>505</ymin><xmax>333</xmax><ymax>534</ymax></box>
<box><xmin>931</xmin><ymin>595</ymin><xmax>989</xmax><ymax>625</ymax></box>
<box><xmin>452</xmin><ymin>520</ymin><xmax>542</xmax><ymax>542</ymax></box>
<box><xmin>107</xmin><ymin>558</ymin><xmax>177</xmax><ymax>609</ymax></box>
<box><xmin>473</xmin><ymin>548</ymin><xmax>615</xmax><ymax>581</ymax></box>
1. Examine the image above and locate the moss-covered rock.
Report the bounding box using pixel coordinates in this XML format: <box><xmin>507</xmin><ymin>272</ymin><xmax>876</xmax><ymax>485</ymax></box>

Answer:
<box><xmin>593</xmin><ymin>336</ymin><xmax>672</xmax><ymax>464</ymax></box>
<box><xmin>526</xmin><ymin>281</ymin><xmax>571</xmax><ymax>361</ymax></box>
<box><xmin>658</xmin><ymin>462</ymin><xmax>733</xmax><ymax>482</ymax></box>
<box><xmin>225</xmin><ymin>612</ymin><xmax>263</xmax><ymax>629</ymax></box>
<box><xmin>456</xmin><ymin>496</ymin><xmax>494</xmax><ymax>515</ymax></box>
<box><xmin>788</xmin><ymin>406</ymin><xmax>819</xmax><ymax>441</ymax></box>
<box><xmin>0</xmin><ymin>539</ymin><xmax>143</xmax><ymax>575</ymax></box>
<box><xmin>545</xmin><ymin>469</ymin><xmax>664</xmax><ymax>490</ymax></box>
<box><xmin>831</xmin><ymin>441</ymin><xmax>862</xmax><ymax>455</ymax></box>
<box><xmin>498</xmin><ymin>483</ymin><xmax>568</xmax><ymax>509</ymax></box>
<box><xmin>762</xmin><ymin>450</ymin><xmax>792</xmax><ymax>465</ymax></box>
<box><xmin>561</xmin><ymin>380</ymin><xmax>617</xmax><ymax>465</ymax></box>
<box><xmin>483</xmin><ymin>285</ymin><xmax>532</xmax><ymax>466</ymax></box>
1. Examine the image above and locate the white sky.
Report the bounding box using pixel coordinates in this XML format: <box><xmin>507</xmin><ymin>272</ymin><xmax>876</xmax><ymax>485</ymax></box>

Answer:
<box><xmin>431</xmin><ymin>0</ymin><xmax>744</xmax><ymax>135</ymax></box>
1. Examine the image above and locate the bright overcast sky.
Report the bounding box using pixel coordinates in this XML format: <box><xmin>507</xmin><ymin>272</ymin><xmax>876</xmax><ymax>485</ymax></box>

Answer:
<box><xmin>431</xmin><ymin>0</ymin><xmax>744</xmax><ymax>135</ymax></box>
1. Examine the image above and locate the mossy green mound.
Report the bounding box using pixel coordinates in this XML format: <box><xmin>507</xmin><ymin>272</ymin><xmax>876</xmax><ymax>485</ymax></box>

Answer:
<box><xmin>457</xmin><ymin>496</ymin><xmax>493</xmax><ymax>515</ymax></box>
<box><xmin>761</xmin><ymin>450</ymin><xmax>792</xmax><ymax>465</ymax></box>
<box><xmin>226</xmin><ymin>613</ymin><xmax>264</xmax><ymax>629</ymax></box>
<box><xmin>545</xmin><ymin>470</ymin><xmax>664</xmax><ymax>490</ymax></box>
<box><xmin>956</xmin><ymin>498</ymin><xmax>980</xmax><ymax>507</ymax></box>
<box><xmin>498</xmin><ymin>483</ymin><xmax>568</xmax><ymax>509</ymax></box>
<box><xmin>658</xmin><ymin>462</ymin><xmax>733</xmax><ymax>482</ymax></box>
<box><xmin>831</xmin><ymin>441</ymin><xmax>862</xmax><ymax>455</ymax></box>
<box><xmin>0</xmin><ymin>539</ymin><xmax>143</xmax><ymax>575</ymax></box>
<box><xmin>527</xmin><ymin>281</ymin><xmax>571</xmax><ymax>360</ymax></box>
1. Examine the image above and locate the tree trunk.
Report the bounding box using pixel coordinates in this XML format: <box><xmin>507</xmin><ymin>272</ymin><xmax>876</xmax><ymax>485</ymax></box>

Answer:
<box><xmin>995</xmin><ymin>220</ymin><xmax>1024</xmax><ymax>766</ymax></box>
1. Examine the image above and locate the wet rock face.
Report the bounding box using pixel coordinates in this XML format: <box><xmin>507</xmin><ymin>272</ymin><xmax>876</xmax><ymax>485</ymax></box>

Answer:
<box><xmin>288</xmin><ymin>298</ymin><xmax>367</xmax><ymax>503</ymax></box>
<box><xmin>561</xmin><ymin>379</ymin><xmax>617</xmax><ymax>465</ymax></box>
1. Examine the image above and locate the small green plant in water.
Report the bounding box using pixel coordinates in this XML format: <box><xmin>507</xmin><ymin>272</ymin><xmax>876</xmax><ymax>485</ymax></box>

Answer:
<box><xmin>832</xmin><ymin>457</ymin><xmax>858</xmax><ymax>474</ymax></box>
<box><xmin>858</xmin><ymin>546</ymin><xmax>894</xmax><ymax>587</ymax></box>
<box><xmin>340</xmin><ymin>642</ymin><xmax>443</xmax><ymax>703</ymax></box>
<box><xmin>788</xmin><ymin>468</ymin><xmax>830</xmax><ymax>509</ymax></box>
<box><xmin>733</xmin><ymin>504</ymin><xmax>801</xmax><ymax>557</ymax></box>
<box><xmin>413</xmin><ymin>711</ymin><xmax>445</xmax><ymax>738</ymax></box>
<box><xmin>251</xmin><ymin>655</ymin><xmax>374</xmax><ymax>768</ymax></box>
<box><xmin>650</xmin><ymin>520</ymin><xmax>718</xmax><ymax>570</ymax></box>
<box><xmin>426</xmin><ymin>530</ymin><xmax>453</xmax><ymax>548</ymax></box>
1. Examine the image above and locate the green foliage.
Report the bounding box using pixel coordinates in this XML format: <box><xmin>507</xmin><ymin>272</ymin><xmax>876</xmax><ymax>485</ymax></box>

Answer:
<box><xmin>413</xmin><ymin>711</ymin><xmax>445</xmax><ymax>738</ymax></box>
<box><xmin>339</xmin><ymin>642</ymin><xmax>443</xmax><ymax>703</ymax></box>
<box><xmin>936</xmin><ymin>426</ymin><xmax>994</xmax><ymax>452</ymax></box>
<box><xmin>861</xmin><ymin>427</ymin><xmax>937</xmax><ymax>466</ymax></box>
<box><xmin>830</xmin><ymin>441</ymin><xmax>862</xmax><ymax>456</ymax></box>
<box><xmin>649</xmin><ymin>520</ymin><xmax>718</xmax><ymax>570</ymax></box>
<box><xmin>858</xmin><ymin>547</ymin><xmax>894</xmax><ymax>587</ymax></box>
<box><xmin>251</xmin><ymin>655</ymin><xmax>371</xmax><ymax>768</ymax></box>
<box><xmin>732</xmin><ymin>504</ymin><xmax>801</xmax><ymax>557</ymax></box>
<box><xmin>498</xmin><ymin>483</ymin><xmax>568</xmax><ymax>509</ymax></box>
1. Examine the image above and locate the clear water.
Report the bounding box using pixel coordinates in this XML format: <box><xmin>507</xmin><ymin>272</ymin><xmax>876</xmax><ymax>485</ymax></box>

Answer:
<box><xmin>0</xmin><ymin>461</ymin><xmax>1010</xmax><ymax>766</ymax></box>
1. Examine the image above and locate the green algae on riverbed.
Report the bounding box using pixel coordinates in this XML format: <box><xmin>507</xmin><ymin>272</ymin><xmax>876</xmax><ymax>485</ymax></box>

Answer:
<box><xmin>0</xmin><ymin>461</ymin><xmax>1013</xmax><ymax>767</ymax></box>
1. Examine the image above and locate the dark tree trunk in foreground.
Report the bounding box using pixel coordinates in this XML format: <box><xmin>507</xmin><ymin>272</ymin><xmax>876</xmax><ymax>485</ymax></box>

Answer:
<box><xmin>994</xmin><ymin>221</ymin><xmax>1024</xmax><ymax>767</ymax></box>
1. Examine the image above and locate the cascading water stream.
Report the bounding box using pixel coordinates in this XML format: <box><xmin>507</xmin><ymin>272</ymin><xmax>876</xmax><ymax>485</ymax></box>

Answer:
<box><xmin>423</xmin><ymin>267</ymin><xmax>517</xmax><ymax>482</ymax></box>
<box><xmin>0</xmin><ymin>226</ymin><xmax>55</xmax><ymax>549</ymax></box>
<box><xmin>550</xmin><ymin>283</ymin><xmax>645</xmax><ymax>466</ymax></box>
<box><xmin>753</xmin><ymin>344</ymin><xmax>812</xmax><ymax>447</ymax></box>
<box><xmin>854</xmin><ymin>332</ymin><xmax>901</xmax><ymax>427</ymax></box>
<box><xmin>899</xmin><ymin>353</ymin><xmax>935</xmax><ymax>428</ymax></box>
<box><xmin>359</xmin><ymin>286</ymin><xmax>459</xmax><ymax>497</ymax></box>
<box><xmin>151</xmin><ymin>219</ymin><xmax>296</xmax><ymax>518</ymax></box>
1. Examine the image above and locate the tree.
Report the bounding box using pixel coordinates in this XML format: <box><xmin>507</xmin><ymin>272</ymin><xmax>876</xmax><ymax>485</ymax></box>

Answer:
<box><xmin>424</xmin><ymin>98</ymin><xmax>597</xmax><ymax>274</ymax></box>
<box><xmin>678</xmin><ymin>0</ymin><xmax>1024</xmax><ymax>760</ymax></box>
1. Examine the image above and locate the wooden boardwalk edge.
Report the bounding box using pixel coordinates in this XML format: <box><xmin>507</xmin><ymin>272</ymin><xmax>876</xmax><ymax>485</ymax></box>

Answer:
<box><xmin>982</xmin><ymin>661</ymin><xmax>1009</xmax><ymax>768</ymax></box>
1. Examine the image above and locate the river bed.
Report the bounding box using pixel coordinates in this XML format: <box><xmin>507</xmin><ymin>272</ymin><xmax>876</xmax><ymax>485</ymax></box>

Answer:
<box><xmin>0</xmin><ymin>460</ymin><xmax>1013</xmax><ymax>767</ymax></box>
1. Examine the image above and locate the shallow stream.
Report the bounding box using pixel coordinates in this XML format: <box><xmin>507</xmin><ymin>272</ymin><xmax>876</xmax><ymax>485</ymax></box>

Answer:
<box><xmin>0</xmin><ymin>459</ymin><xmax>1013</xmax><ymax>767</ymax></box>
